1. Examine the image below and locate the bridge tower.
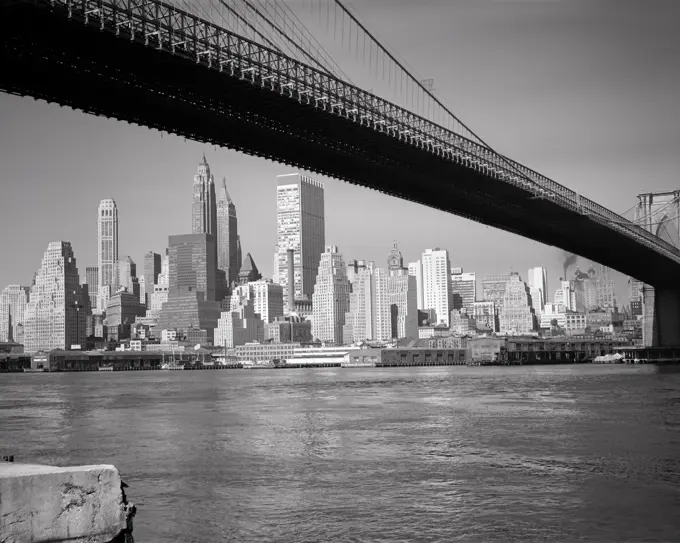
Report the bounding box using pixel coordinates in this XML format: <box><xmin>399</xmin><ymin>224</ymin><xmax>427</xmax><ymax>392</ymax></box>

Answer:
<box><xmin>636</xmin><ymin>191</ymin><xmax>680</xmax><ymax>347</ymax></box>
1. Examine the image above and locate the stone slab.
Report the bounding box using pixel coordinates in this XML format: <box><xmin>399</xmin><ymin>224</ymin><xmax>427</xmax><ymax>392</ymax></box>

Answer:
<box><xmin>0</xmin><ymin>463</ymin><xmax>129</xmax><ymax>543</ymax></box>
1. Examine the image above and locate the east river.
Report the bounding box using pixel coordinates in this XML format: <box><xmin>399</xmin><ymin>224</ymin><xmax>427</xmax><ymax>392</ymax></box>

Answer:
<box><xmin>2</xmin><ymin>365</ymin><xmax>680</xmax><ymax>542</ymax></box>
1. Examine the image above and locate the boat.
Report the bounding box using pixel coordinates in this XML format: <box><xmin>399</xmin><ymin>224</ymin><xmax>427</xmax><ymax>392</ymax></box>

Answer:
<box><xmin>98</xmin><ymin>365</ymin><xmax>114</xmax><ymax>371</ymax></box>
<box><xmin>161</xmin><ymin>347</ymin><xmax>185</xmax><ymax>370</ymax></box>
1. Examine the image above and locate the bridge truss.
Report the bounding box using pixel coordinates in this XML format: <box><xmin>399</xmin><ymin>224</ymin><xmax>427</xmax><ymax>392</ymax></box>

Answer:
<box><xmin>4</xmin><ymin>0</ymin><xmax>680</xmax><ymax>268</ymax></box>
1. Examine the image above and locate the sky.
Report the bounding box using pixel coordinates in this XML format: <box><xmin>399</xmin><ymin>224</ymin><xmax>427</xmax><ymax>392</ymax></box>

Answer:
<box><xmin>1</xmin><ymin>0</ymin><xmax>679</xmax><ymax>304</ymax></box>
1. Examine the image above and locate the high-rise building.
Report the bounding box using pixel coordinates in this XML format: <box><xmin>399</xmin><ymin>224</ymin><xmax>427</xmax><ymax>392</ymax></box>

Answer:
<box><xmin>216</xmin><ymin>177</ymin><xmax>239</xmax><ymax>286</ymax></box>
<box><xmin>214</xmin><ymin>293</ymin><xmax>264</xmax><ymax>348</ymax></box>
<box><xmin>85</xmin><ymin>266</ymin><xmax>98</xmax><ymax>312</ymax></box>
<box><xmin>386</xmin><ymin>242</ymin><xmax>417</xmax><ymax>339</ymax></box>
<box><xmin>482</xmin><ymin>274</ymin><xmax>512</xmax><ymax>307</ymax></box>
<box><xmin>150</xmin><ymin>253</ymin><xmax>169</xmax><ymax>316</ymax></box>
<box><xmin>472</xmin><ymin>301</ymin><xmax>497</xmax><ymax>332</ymax></box>
<box><xmin>192</xmin><ymin>154</ymin><xmax>218</xmax><ymax>237</ymax></box>
<box><xmin>312</xmin><ymin>246</ymin><xmax>350</xmax><ymax>345</ymax></box>
<box><xmin>595</xmin><ymin>264</ymin><xmax>617</xmax><ymax>310</ymax></box>
<box><xmin>231</xmin><ymin>280</ymin><xmax>284</xmax><ymax>324</ymax></box>
<box><xmin>141</xmin><ymin>252</ymin><xmax>161</xmax><ymax>307</ymax></box>
<box><xmin>407</xmin><ymin>261</ymin><xmax>424</xmax><ymax>310</ymax></box>
<box><xmin>238</xmin><ymin>253</ymin><xmax>262</xmax><ymax>285</ymax></box>
<box><xmin>527</xmin><ymin>266</ymin><xmax>548</xmax><ymax>314</ymax></box>
<box><xmin>97</xmin><ymin>199</ymin><xmax>118</xmax><ymax>300</ymax></box>
<box><xmin>236</xmin><ymin>235</ymin><xmax>242</xmax><ymax>275</ymax></box>
<box><xmin>554</xmin><ymin>280</ymin><xmax>576</xmax><ymax>311</ymax></box>
<box><xmin>498</xmin><ymin>273</ymin><xmax>535</xmax><ymax>335</ymax></box>
<box><xmin>0</xmin><ymin>285</ymin><xmax>30</xmax><ymax>343</ymax></box>
<box><xmin>421</xmin><ymin>248</ymin><xmax>452</xmax><ymax>327</ymax></box>
<box><xmin>275</xmin><ymin>173</ymin><xmax>325</xmax><ymax>303</ymax></box>
<box><xmin>113</xmin><ymin>256</ymin><xmax>137</xmax><ymax>296</ymax></box>
<box><xmin>104</xmin><ymin>291</ymin><xmax>146</xmax><ymax>342</ymax></box>
<box><xmin>24</xmin><ymin>241</ymin><xmax>87</xmax><ymax>352</ymax></box>
<box><xmin>343</xmin><ymin>262</ymin><xmax>392</xmax><ymax>344</ymax></box>
<box><xmin>450</xmin><ymin>267</ymin><xmax>476</xmax><ymax>313</ymax></box>
<box><xmin>157</xmin><ymin>234</ymin><xmax>221</xmax><ymax>342</ymax></box>
<box><xmin>346</xmin><ymin>259</ymin><xmax>368</xmax><ymax>285</ymax></box>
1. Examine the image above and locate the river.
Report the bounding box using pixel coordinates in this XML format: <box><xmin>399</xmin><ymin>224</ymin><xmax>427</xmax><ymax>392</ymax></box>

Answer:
<box><xmin>2</xmin><ymin>365</ymin><xmax>680</xmax><ymax>542</ymax></box>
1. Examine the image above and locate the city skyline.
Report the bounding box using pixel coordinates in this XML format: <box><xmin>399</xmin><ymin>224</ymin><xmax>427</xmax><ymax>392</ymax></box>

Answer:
<box><xmin>1</xmin><ymin>0</ymin><xmax>678</xmax><ymax>302</ymax></box>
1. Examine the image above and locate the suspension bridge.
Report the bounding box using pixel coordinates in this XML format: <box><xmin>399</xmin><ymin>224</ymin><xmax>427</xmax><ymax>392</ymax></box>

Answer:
<box><xmin>1</xmin><ymin>0</ymin><xmax>679</xmax><ymax>345</ymax></box>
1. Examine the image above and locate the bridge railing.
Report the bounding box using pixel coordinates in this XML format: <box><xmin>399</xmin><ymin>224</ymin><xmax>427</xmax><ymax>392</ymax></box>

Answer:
<box><xmin>32</xmin><ymin>0</ymin><xmax>680</xmax><ymax>264</ymax></box>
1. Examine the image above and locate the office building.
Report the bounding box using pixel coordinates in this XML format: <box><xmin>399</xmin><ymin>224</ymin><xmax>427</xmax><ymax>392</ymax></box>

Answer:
<box><xmin>527</xmin><ymin>266</ymin><xmax>548</xmax><ymax>314</ymax></box>
<box><xmin>312</xmin><ymin>246</ymin><xmax>350</xmax><ymax>345</ymax></box>
<box><xmin>450</xmin><ymin>267</ymin><xmax>476</xmax><ymax>313</ymax></box>
<box><xmin>482</xmin><ymin>274</ymin><xmax>512</xmax><ymax>307</ymax></box>
<box><xmin>105</xmin><ymin>291</ymin><xmax>146</xmax><ymax>342</ymax></box>
<box><xmin>237</xmin><ymin>253</ymin><xmax>262</xmax><ymax>285</ymax></box>
<box><xmin>24</xmin><ymin>241</ymin><xmax>87</xmax><ymax>352</ymax></box>
<box><xmin>157</xmin><ymin>233</ymin><xmax>221</xmax><ymax>342</ymax></box>
<box><xmin>275</xmin><ymin>173</ymin><xmax>325</xmax><ymax>304</ymax></box>
<box><xmin>498</xmin><ymin>273</ymin><xmax>535</xmax><ymax>335</ymax></box>
<box><xmin>407</xmin><ymin>261</ymin><xmax>424</xmax><ymax>310</ymax></box>
<box><xmin>85</xmin><ymin>266</ymin><xmax>98</xmax><ymax>312</ymax></box>
<box><xmin>214</xmin><ymin>290</ymin><xmax>264</xmax><ymax>348</ymax></box>
<box><xmin>554</xmin><ymin>280</ymin><xmax>576</xmax><ymax>312</ymax></box>
<box><xmin>421</xmin><ymin>248</ymin><xmax>452</xmax><ymax>327</ymax></box>
<box><xmin>216</xmin><ymin>177</ymin><xmax>239</xmax><ymax>287</ymax></box>
<box><xmin>113</xmin><ymin>256</ymin><xmax>138</xmax><ymax>296</ymax></box>
<box><xmin>97</xmin><ymin>199</ymin><xmax>118</xmax><ymax>302</ymax></box>
<box><xmin>192</xmin><ymin>154</ymin><xmax>218</xmax><ymax>237</ymax></box>
<box><xmin>472</xmin><ymin>301</ymin><xmax>497</xmax><ymax>332</ymax></box>
<box><xmin>231</xmin><ymin>279</ymin><xmax>284</xmax><ymax>324</ymax></box>
<box><xmin>141</xmin><ymin>252</ymin><xmax>161</xmax><ymax>307</ymax></box>
<box><xmin>0</xmin><ymin>285</ymin><xmax>30</xmax><ymax>343</ymax></box>
<box><xmin>344</xmin><ymin>262</ymin><xmax>391</xmax><ymax>344</ymax></box>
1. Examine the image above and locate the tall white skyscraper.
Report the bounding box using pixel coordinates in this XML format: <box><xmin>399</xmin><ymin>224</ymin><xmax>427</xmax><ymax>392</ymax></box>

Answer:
<box><xmin>24</xmin><ymin>241</ymin><xmax>87</xmax><ymax>352</ymax></box>
<box><xmin>97</xmin><ymin>199</ymin><xmax>118</xmax><ymax>297</ymax></box>
<box><xmin>527</xmin><ymin>266</ymin><xmax>548</xmax><ymax>314</ymax></box>
<box><xmin>421</xmin><ymin>248</ymin><xmax>452</xmax><ymax>326</ymax></box>
<box><xmin>408</xmin><ymin>261</ymin><xmax>424</xmax><ymax>310</ymax></box>
<box><xmin>0</xmin><ymin>285</ymin><xmax>30</xmax><ymax>343</ymax></box>
<box><xmin>275</xmin><ymin>173</ymin><xmax>325</xmax><ymax>302</ymax></box>
<box><xmin>312</xmin><ymin>246</ymin><xmax>350</xmax><ymax>345</ymax></box>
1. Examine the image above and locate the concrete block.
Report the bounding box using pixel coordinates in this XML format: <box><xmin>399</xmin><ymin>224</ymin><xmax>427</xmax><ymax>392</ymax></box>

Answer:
<box><xmin>0</xmin><ymin>463</ymin><xmax>134</xmax><ymax>543</ymax></box>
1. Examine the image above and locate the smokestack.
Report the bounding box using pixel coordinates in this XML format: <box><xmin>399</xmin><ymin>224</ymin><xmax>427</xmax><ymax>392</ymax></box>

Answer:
<box><xmin>287</xmin><ymin>249</ymin><xmax>295</xmax><ymax>312</ymax></box>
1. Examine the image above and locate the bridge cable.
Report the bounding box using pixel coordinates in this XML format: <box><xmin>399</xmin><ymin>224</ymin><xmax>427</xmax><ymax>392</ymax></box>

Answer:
<box><xmin>331</xmin><ymin>0</ymin><xmax>600</xmax><ymax>208</ymax></box>
<box><xmin>239</xmin><ymin>0</ymin><xmax>337</xmax><ymax>77</ymax></box>
<box><xmin>252</xmin><ymin>0</ymin><xmax>352</xmax><ymax>82</ymax></box>
<box><xmin>217</xmin><ymin>0</ymin><xmax>285</xmax><ymax>53</ymax></box>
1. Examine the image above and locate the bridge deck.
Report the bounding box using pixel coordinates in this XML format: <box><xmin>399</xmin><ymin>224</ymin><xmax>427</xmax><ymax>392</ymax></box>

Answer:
<box><xmin>1</xmin><ymin>0</ymin><xmax>678</xmax><ymax>285</ymax></box>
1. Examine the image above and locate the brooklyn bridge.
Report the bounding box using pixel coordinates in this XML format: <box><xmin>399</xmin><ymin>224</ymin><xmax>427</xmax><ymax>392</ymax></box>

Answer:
<box><xmin>1</xmin><ymin>0</ymin><xmax>678</xmax><ymax>345</ymax></box>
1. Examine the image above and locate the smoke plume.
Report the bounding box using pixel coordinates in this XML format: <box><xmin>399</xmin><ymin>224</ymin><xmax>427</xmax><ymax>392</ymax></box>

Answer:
<box><xmin>563</xmin><ymin>252</ymin><xmax>578</xmax><ymax>279</ymax></box>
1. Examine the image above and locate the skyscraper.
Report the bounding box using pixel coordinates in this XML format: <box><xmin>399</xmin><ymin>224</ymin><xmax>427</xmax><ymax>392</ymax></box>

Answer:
<box><xmin>157</xmin><ymin>234</ymin><xmax>221</xmax><ymax>342</ymax></box>
<box><xmin>343</xmin><ymin>262</ymin><xmax>391</xmax><ymax>344</ymax></box>
<box><xmin>312</xmin><ymin>246</ymin><xmax>350</xmax><ymax>345</ymax></box>
<box><xmin>450</xmin><ymin>267</ymin><xmax>476</xmax><ymax>313</ymax></box>
<box><xmin>141</xmin><ymin>252</ymin><xmax>161</xmax><ymax>307</ymax></box>
<box><xmin>97</xmin><ymin>199</ymin><xmax>118</xmax><ymax>301</ymax></box>
<box><xmin>0</xmin><ymin>285</ymin><xmax>30</xmax><ymax>343</ymax></box>
<box><xmin>527</xmin><ymin>266</ymin><xmax>548</xmax><ymax>314</ymax></box>
<box><xmin>275</xmin><ymin>173</ymin><xmax>325</xmax><ymax>303</ymax></box>
<box><xmin>24</xmin><ymin>241</ymin><xmax>87</xmax><ymax>352</ymax></box>
<box><xmin>407</xmin><ymin>261</ymin><xmax>424</xmax><ymax>310</ymax></box>
<box><xmin>499</xmin><ymin>273</ymin><xmax>535</xmax><ymax>335</ymax></box>
<box><xmin>192</xmin><ymin>154</ymin><xmax>218</xmax><ymax>237</ymax></box>
<box><xmin>216</xmin><ymin>177</ymin><xmax>239</xmax><ymax>286</ymax></box>
<box><xmin>113</xmin><ymin>256</ymin><xmax>137</xmax><ymax>295</ymax></box>
<box><xmin>85</xmin><ymin>267</ymin><xmax>98</xmax><ymax>312</ymax></box>
<box><xmin>421</xmin><ymin>248</ymin><xmax>453</xmax><ymax>327</ymax></box>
